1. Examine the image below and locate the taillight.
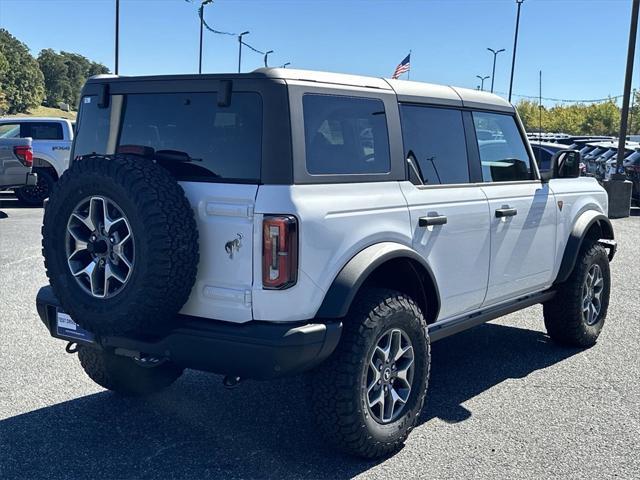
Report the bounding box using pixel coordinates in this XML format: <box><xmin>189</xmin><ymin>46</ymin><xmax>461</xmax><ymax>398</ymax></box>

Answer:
<box><xmin>262</xmin><ymin>215</ymin><xmax>298</xmax><ymax>289</ymax></box>
<box><xmin>14</xmin><ymin>145</ymin><xmax>33</xmax><ymax>167</ymax></box>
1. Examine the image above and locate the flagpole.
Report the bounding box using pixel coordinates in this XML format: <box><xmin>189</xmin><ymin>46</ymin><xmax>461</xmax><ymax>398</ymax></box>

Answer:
<box><xmin>407</xmin><ymin>49</ymin><xmax>412</xmax><ymax>80</ymax></box>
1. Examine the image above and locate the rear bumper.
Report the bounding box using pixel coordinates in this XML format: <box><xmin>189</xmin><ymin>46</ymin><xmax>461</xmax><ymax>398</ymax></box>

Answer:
<box><xmin>1</xmin><ymin>172</ymin><xmax>36</xmax><ymax>189</ymax></box>
<box><xmin>36</xmin><ymin>286</ymin><xmax>342</xmax><ymax>380</ymax></box>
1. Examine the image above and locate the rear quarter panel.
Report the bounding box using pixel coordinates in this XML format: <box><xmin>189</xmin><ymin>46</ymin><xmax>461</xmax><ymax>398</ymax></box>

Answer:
<box><xmin>252</xmin><ymin>182</ymin><xmax>412</xmax><ymax>321</ymax></box>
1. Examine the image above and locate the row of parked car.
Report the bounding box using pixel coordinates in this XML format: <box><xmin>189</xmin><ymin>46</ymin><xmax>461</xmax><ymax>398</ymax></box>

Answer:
<box><xmin>528</xmin><ymin>133</ymin><xmax>640</xmax><ymax>203</ymax></box>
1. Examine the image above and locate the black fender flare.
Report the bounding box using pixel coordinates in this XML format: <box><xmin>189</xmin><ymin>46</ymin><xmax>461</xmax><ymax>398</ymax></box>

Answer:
<box><xmin>315</xmin><ymin>242</ymin><xmax>440</xmax><ymax>319</ymax></box>
<box><xmin>555</xmin><ymin>211</ymin><xmax>615</xmax><ymax>284</ymax></box>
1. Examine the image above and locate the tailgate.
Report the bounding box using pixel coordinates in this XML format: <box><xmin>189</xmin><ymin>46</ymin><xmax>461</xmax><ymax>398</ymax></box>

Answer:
<box><xmin>178</xmin><ymin>182</ymin><xmax>258</xmax><ymax>322</ymax></box>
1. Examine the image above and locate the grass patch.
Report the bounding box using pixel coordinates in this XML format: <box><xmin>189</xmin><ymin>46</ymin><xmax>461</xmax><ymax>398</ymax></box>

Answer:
<box><xmin>13</xmin><ymin>105</ymin><xmax>76</xmax><ymax>120</ymax></box>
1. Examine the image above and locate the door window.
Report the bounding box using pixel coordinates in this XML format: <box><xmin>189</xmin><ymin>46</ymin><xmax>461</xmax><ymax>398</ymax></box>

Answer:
<box><xmin>400</xmin><ymin>105</ymin><xmax>470</xmax><ymax>184</ymax></box>
<box><xmin>473</xmin><ymin>112</ymin><xmax>532</xmax><ymax>182</ymax></box>
<box><xmin>303</xmin><ymin>94</ymin><xmax>390</xmax><ymax>175</ymax></box>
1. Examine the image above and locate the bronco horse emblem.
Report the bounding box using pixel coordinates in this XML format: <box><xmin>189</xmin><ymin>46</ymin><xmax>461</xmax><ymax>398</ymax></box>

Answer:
<box><xmin>225</xmin><ymin>233</ymin><xmax>243</xmax><ymax>259</ymax></box>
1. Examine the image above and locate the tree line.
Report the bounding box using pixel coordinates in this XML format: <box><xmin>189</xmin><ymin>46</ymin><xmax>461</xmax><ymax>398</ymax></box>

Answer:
<box><xmin>0</xmin><ymin>29</ymin><xmax>109</xmax><ymax>114</ymax></box>
<box><xmin>516</xmin><ymin>95</ymin><xmax>639</xmax><ymax>137</ymax></box>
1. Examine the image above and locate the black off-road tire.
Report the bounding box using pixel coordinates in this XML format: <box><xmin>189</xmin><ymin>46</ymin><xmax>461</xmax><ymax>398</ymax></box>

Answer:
<box><xmin>78</xmin><ymin>346</ymin><xmax>183</xmax><ymax>396</ymax></box>
<box><xmin>14</xmin><ymin>168</ymin><xmax>55</xmax><ymax>206</ymax></box>
<box><xmin>311</xmin><ymin>288</ymin><xmax>430</xmax><ymax>458</ymax></box>
<box><xmin>543</xmin><ymin>241</ymin><xmax>611</xmax><ymax>347</ymax></box>
<box><xmin>42</xmin><ymin>155</ymin><xmax>199</xmax><ymax>336</ymax></box>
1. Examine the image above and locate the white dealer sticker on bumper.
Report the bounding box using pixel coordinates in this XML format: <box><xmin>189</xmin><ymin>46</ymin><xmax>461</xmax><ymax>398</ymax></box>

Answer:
<box><xmin>56</xmin><ymin>311</ymin><xmax>95</xmax><ymax>343</ymax></box>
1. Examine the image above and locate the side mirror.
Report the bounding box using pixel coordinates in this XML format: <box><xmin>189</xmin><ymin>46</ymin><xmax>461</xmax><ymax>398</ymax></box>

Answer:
<box><xmin>542</xmin><ymin>150</ymin><xmax>581</xmax><ymax>182</ymax></box>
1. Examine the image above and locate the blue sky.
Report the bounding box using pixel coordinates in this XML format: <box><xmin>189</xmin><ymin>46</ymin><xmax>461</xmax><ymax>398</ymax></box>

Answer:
<box><xmin>0</xmin><ymin>0</ymin><xmax>637</xmax><ymax>106</ymax></box>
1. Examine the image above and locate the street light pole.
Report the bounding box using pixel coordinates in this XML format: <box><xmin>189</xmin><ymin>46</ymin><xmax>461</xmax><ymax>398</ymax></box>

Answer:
<box><xmin>264</xmin><ymin>50</ymin><xmax>274</xmax><ymax>67</ymax></box>
<box><xmin>282</xmin><ymin>62</ymin><xmax>291</xmax><ymax>68</ymax></box>
<box><xmin>476</xmin><ymin>75</ymin><xmax>490</xmax><ymax>91</ymax></box>
<box><xmin>508</xmin><ymin>0</ymin><xmax>525</xmax><ymax>102</ymax></box>
<box><xmin>487</xmin><ymin>47</ymin><xmax>505</xmax><ymax>93</ymax></box>
<box><xmin>238</xmin><ymin>31</ymin><xmax>249</xmax><ymax>73</ymax></box>
<box><xmin>198</xmin><ymin>12</ymin><xmax>204</xmax><ymax>73</ymax></box>
<box><xmin>198</xmin><ymin>0</ymin><xmax>213</xmax><ymax>74</ymax></box>
<box><xmin>604</xmin><ymin>0</ymin><xmax>638</xmax><ymax>219</ymax></box>
<box><xmin>115</xmin><ymin>0</ymin><xmax>120</xmax><ymax>75</ymax></box>
<box><xmin>617</xmin><ymin>0</ymin><xmax>639</xmax><ymax>172</ymax></box>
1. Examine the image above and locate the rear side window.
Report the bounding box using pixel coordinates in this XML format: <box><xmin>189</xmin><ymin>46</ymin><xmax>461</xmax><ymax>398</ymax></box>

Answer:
<box><xmin>24</xmin><ymin>122</ymin><xmax>63</xmax><ymax>140</ymax></box>
<box><xmin>0</xmin><ymin>123</ymin><xmax>20</xmax><ymax>138</ymax></box>
<box><xmin>400</xmin><ymin>105</ymin><xmax>469</xmax><ymax>184</ymax></box>
<box><xmin>473</xmin><ymin>111</ymin><xmax>532</xmax><ymax>182</ymax></box>
<box><xmin>74</xmin><ymin>92</ymin><xmax>263</xmax><ymax>182</ymax></box>
<box><xmin>303</xmin><ymin>94</ymin><xmax>390</xmax><ymax>175</ymax></box>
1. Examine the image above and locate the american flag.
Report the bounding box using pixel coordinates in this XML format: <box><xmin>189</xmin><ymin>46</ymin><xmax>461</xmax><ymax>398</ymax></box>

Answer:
<box><xmin>392</xmin><ymin>53</ymin><xmax>411</xmax><ymax>79</ymax></box>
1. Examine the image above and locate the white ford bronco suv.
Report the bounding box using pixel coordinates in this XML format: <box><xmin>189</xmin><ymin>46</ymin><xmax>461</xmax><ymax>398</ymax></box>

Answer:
<box><xmin>36</xmin><ymin>69</ymin><xmax>616</xmax><ymax>458</ymax></box>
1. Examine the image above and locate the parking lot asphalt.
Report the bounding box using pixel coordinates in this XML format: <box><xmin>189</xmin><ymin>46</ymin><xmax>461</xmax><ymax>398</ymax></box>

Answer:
<box><xmin>1</xmin><ymin>191</ymin><xmax>639</xmax><ymax>480</ymax></box>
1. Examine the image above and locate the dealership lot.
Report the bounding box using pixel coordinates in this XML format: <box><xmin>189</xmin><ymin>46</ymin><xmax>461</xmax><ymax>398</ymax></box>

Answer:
<box><xmin>1</xmin><ymin>193</ymin><xmax>638</xmax><ymax>480</ymax></box>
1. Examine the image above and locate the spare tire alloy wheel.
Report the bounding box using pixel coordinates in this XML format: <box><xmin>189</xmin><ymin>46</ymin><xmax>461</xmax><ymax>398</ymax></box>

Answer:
<box><xmin>43</xmin><ymin>154</ymin><xmax>199</xmax><ymax>336</ymax></box>
<box><xmin>366</xmin><ymin>328</ymin><xmax>415</xmax><ymax>424</ymax></box>
<box><xmin>66</xmin><ymin>196</ymin><xmax>134</xmax><ymax>298</ymax></box>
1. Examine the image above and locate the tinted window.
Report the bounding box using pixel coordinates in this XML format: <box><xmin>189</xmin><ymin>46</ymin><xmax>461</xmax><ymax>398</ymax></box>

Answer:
<box><xmin>0</xmin><ymin>123</ymin><xmax>20</xmax><ymax>138</ymax></box>
<box><xmin>24</xmin><ymin>122</ymin><xmax>63</xmax><ymax>140</ymax></box>
<box><xmin>473</xmin><ymin>111</ymin><xmax>532</xmax><ymax>182</ymax></box>
<box><xmin>400</xmin><ymin>105</ymin><xmax>469</xmax><ymax>184</ymax></box>
<box><xmin>303</xmin><ymin>94</ymin><xmax>390</xmax><ymax>175</ymax></box>
<box><xmin>74</xmin><ymin>92</ymin><xmax>263</xmax><ymax>182</ymax></box>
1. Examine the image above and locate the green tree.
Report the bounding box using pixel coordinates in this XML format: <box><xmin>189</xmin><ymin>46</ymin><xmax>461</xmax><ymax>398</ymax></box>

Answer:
<box><xmin>0</xmin><ymin>49</ymin><xmax>9</xmax><ymax>113</ymax></box>
<box><xmin>38</xmin><ymin>49</ymin><xmax>71</xmax><ymax>107</ymax></box>
<box><xmin>0</xmin><ymin>29</ymin><xmax>45</xmax><ymax>113</ymax></box>
<box><xmin>37</xmin><ymin>49</ymin><xmax>109</xmax><ymax>109</ymax></box>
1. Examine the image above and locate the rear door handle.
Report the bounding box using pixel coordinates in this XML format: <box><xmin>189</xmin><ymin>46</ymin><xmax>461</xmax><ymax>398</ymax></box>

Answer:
<box><xmin>419</xmin><ymin>215</ymin><xmax>448</xmax><ymax>227</ymax></box>
<box><xmin>495</xmin><ymin>207</ymin><xmax>518</xmax><ymax>218</ymax></box>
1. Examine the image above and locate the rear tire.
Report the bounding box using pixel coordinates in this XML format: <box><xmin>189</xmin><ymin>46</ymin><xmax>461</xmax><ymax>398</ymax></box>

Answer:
<box><xmin>78</xmin><ymin>346</ymin><xmax>183</xmax><ymax>397</ymax></box>
<box><xmin>543</xmin><ymin>241</ymin><xmax>610</xmax><ymax>347</ymax></box>
<box><xmin>14</xmin><ymin>168</ymin><xmax>55</xmax><ymax>206</ymax></box>
<box><xmin>311</xmin><ymin>288</ymin><xmax>430</xmax><ymax>458</ymax></box>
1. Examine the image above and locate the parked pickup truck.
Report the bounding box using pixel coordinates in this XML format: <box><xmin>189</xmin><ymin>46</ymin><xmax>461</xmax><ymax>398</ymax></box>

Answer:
<box><xmin>0</xmin><ymin>117</ymin><xmax>74</xmax><ymax>205</ymax></box>
<box><xmin>0</xmin><ymin>137</ymin><xmax>36</xmax><ymax>191</ymax></box>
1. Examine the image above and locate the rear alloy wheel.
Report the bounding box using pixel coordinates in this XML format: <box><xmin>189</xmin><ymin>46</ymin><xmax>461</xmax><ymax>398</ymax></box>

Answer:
<box><xmin>366</xmin><ymin>328</ymin><xmax>415</xmax><ymax>424</ymax></box>
<box><xmin>311</xmin><ymin>288</ymin><xmax>430</xmax><ymax>458</ymax></box>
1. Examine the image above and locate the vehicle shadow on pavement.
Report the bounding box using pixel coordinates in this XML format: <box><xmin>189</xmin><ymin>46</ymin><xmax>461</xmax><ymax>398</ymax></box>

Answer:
<box><xmin>0</xmin><ymin>322</ymin><xmax>582</xmax><ymax>480</ymax></box>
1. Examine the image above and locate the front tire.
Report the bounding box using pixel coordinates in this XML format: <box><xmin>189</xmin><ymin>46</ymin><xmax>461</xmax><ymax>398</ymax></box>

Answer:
<box><xmin>311</xmin><ymin>288</ymin><xmax>430</xmax><ymax>458</ymax></box>
<box><xmin>543</xmin><ymin>241</ymin><xmax>611</xmax><ymax>347</ymax></box>
<box><xmin>78</xmin><ymin>346</ymin><xmax>183</xmax><ymax>397</ymax></box>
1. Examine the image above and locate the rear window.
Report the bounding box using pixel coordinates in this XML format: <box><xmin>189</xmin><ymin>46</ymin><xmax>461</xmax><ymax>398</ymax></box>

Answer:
<box><xmin>303</xmin><ymin>94</ymin><xmax>390</xmax><ymax>175</ymax></box>
<box><xmin>74</xmin><ymin>91</ymin><xmax>262</xmax><ymax>182</ymax></box>
<box><xmin>24</xmin><ymin>122</ymin><xmax>63</xmax><ymax>140</ymax></box>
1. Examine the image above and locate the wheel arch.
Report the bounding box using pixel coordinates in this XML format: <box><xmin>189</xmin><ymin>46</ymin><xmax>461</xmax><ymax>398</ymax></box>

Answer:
<box><xmin>32</xmin><ymin>157</ymin><xmax>60</xmax><ymax>180</ymax></box>
<box><xmin>315</xmin><ymin>242</ymin><xmax>441</xmax><ymax>323</ymax></box>
<box><xmin>555</xmin><ymin>210</ymin><xmax>614</xmax><ymax>284</ymax></box>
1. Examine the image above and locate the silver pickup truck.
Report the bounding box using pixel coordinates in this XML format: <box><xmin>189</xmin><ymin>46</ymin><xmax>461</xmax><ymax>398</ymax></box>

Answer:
<box><xmin>0</xmin><ymin>137</ymin><xmax>36</xmax><ymax>191</ymax></box>
<box><xmin>0</xmin><ymin>117</ymin><xmax>73</xmax><ymax>205</ymax></box>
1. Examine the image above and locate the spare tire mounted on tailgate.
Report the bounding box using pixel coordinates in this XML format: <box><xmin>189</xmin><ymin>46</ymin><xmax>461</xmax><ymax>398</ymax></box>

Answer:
<box><xmin>42</xmin><ymin>154</ymin><xmax>199</xmax><ymax>336</ymax></box>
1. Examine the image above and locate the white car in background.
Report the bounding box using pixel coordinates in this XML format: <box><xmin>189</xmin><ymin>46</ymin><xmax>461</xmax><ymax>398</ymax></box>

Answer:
<box><xmin>0</xmin><ymin>117</ymin><xmax>74</xmax><ymax>205</ymax></box>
